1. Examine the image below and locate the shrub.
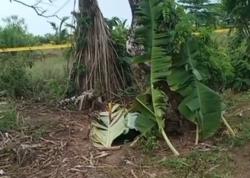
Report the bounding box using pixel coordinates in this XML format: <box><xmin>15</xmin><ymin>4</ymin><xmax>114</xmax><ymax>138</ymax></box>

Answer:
<box><xmin>0</xmin><ymin>102</ymin><xmax>17</xmax><ymax>132</ymax></box>
<box><xmin>0</xmin><ymin>53</ymin><xmax>68</xmax><ymax>100</ymax></box>
<box><xmin>0</xmin><ymin>56</ymin><xmax>31</xmax><ymax>97</ymax></box>
<box><xmin>190</xmin><ymin>29</ymin><xmax>234</xmax><ymax>91</ymax></box>
<box><xmin>0</xmin><ymin>15</ymin><xmax>39</xmax><ymax>48</ymax></box>
<box><xmin>227</xmin><ymin>33</ymin><xmax>250</xmax><ymax>91</ymax></box>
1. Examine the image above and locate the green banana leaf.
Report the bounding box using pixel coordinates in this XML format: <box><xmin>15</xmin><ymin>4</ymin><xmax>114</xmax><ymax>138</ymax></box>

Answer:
<box><xmin>133</xmin><ymin>0</ymin><xmax>180</xmax><ymax>155</ymax></box>
<box><xmin>135</xmin><ymin>0</ymin><xmax>172</xmax><ymax>130</ymax></box>
<box><xmin>130</xmin><ymin>94</ymin><xmax>157</xmax><ymax>135</ymax></box>
<box><xmin>168</xmin><ymin>38</ymin><xmax>223</xmax><ymax>138</ymax></box>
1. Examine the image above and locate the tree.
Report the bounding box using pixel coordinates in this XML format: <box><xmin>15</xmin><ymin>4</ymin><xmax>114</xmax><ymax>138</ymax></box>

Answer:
<box><xmin>223</xmin><ymin>0</ymin><xmax>250</xmax><ymax>91</ymax></box>
<box><xmin>128</xmin><ymin>0</ymin><xmax>141</xmax><ymax>27</ymax></box>
<box><xmin>48</xmin><ymin>17</ymin><xmax>70</xmax><ymax>44</ymax></box>
<box><xmin>0</xmin><ymin>15</ymin><xmax>38</xmax><ymax>48</ymax></box>
<box><xmin>9</xmin><ymin>0</ymin><xmax>130</xmax><ymax>100</ymax></box>
<box><xmin>178</xmin><ymin>0</ymin><xmax>223</xmax><ymax>28</ymax></box>
<box><xmin>127</xmin><ymin>0</ymin><xmax>142</xmax><ymax>56</ymax></box>
<box><xmin>67</xmin><ymin>0</ymin><xmax>129</xmax><ymax>99</ymax></box>
<box><xmin>223</xmin><ymin>0</ymin><xmax>250</xmax><ymax>36</ymax></box>
<box><xmin>10</xmin><ymin>0</ymin><xmax>60</xmax><ymax>19</ymax></box>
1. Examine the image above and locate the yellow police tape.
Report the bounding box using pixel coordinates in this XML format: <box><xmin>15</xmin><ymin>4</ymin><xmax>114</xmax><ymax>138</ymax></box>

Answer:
<box><xmin>0</xmin><ymin>29</ymin><xmax>230</xmax><ymax>53</ymax></box>
<box><xmin>0</xmin><ymin>43</ymin><xmax>72</xmax><ymax>53</ymax></box>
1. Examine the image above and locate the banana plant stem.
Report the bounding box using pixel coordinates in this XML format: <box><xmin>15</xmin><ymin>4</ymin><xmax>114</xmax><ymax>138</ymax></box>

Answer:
<box><xmin>195</xmin><ymin>124</ymin><xmax>199</xmax><ymax>145</ymax></box>
<box><xmin>161</xmin><ymin>129</ymin><xmax>180</xmax><ymax>156</ymax></box>
<box><xmin>222</xmin><ymin>115</ymin><xmax>236</xmax><ymax>137</ymax></box>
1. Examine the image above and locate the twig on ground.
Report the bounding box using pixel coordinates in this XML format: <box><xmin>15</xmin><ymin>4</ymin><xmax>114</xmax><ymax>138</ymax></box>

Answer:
<box><xmin>131</xmin><ymin>169</ymin><xmax>138</xmax><ymax>178</ymax></box>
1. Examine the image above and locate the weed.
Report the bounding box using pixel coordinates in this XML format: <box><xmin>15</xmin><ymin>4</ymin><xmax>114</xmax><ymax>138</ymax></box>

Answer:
<box><xmin>0</xmin><ymin>56</ymin><xmax>31</xmax><ymax>97</ymax></box>
<box><xmin>141</xmin><ymin>134</ymin><xmax>159</xmax><ymax>154</ymax></box>
<box><xmin>160</xmin><ymin>150</ymin><xmax>232</xmax><ymax>178</ymax></box>
<box><xmin>0</xmin><ymin>102</ymin><xmax>17</xmax><ymax>131</ymax></box>
<box><xmin>31</xmin><ymin>126</ymin><xmax>48</xmax><ymax>140</ymax></box>
<box><xmin>157</xmin><ymin>91</ymin><xmax>250</xmax><ymax>178</ymax></box>
<box><xmin>224</xmin><ymin>116</ymin><xmax>250</xmax><ymax>147</ymax></box>
<box><xmin>27</xmin><ymin>55</ymin><xmax>68</xmax><ymax>101</ymax></box>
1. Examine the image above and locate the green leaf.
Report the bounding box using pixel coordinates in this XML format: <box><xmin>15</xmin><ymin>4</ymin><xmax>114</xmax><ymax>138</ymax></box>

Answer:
<box><xmin>168</xmin><ymin>38</ymin><xmax>223</xmax><ymax>138</ymax></box>
<box><xmin>126</xmin><ymin>112</ymin><xmax>156</xmax><ymax>135</ymax></box>
<box><xmin>135</xmin><ymin>0</ymin><xmax>172</xmax><ymax>130</ymax></box>
<box><xmin>130</xmin><ymin>95</ymin><xmax>157</xmax><ymax>134</ymax></box>
<box><xmin>133</xmin><ymin>0</ymin><xmax>180</xmax><ymax>155</ymax></box>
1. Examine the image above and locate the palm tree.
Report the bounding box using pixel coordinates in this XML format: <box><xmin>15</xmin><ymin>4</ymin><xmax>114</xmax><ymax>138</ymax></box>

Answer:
<box><xmin>48</xmin><ymin>17</ymin><xmax>69</xmax><ymax>44</ymax></box>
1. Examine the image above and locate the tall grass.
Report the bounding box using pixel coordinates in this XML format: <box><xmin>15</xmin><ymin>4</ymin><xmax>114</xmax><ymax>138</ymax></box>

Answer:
<box><xmin>0</xmin><ymin>101</ymin><xmax>17</xmax><ymax>131</ymax></box>
<box><xmin>26</xmin><ymin>51</ymin><xmax>68</xmax><ymax>101</ymax></box>
<box><xmin>0</xmin><ymin>50</ymin><xmax>68</xmax><ymax>101</ymax></box>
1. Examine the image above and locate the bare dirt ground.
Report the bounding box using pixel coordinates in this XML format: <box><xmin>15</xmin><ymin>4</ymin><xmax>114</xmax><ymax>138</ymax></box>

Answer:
<box><xmin>232</xmin><ymin>143</ymin><xmax>250</xmax><ymax>178</ymax></box>
<box><xmin>0</xmin><ymin>96</ymin><xmax>250</xmax><ymax>178</ymax></box>
<box><xmin>1</xmin><ymin>102</ymin><xmax>174</xmax><ymax>178</ymax></box>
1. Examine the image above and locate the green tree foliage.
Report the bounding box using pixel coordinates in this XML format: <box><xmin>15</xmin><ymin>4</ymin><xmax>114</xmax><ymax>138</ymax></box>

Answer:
<box><xmin>178</xmin><ymin>0</ymin><xmax>223</xmax><ymax>28</ymax></box>
<box><xmin>106</xmin><ymin>17</ymin><xmax>133</xmax><ymax>86</ymax></box>
<box><xmin>190</xmin><ymin>29</ymin><xmax>234</xmax><ymax>91</ymax></box>
<box><xmin>223</xmin><ymin>0</ymin><xmax>250</xmax><ymax>35</ymax></box>
<box><xmin>228</xmin><ymin>33</ymin><xmax>250</xmax><ymax>91</ymax></box>
<box><xmin>133</xmin><ymin>0</ymin><xmax>189</xmax><ymax>155</ymax></box>
<box><xmin>0</xmin><ymin>57</ymin><xmax>31</xmax><ymax>97</ymax></box>
<box><xmin>168</xmin><ymin>38</ymin><xmax>225</xmax><ymax>139</ymax></box>
<box><xmin>0</xmin><ymin>15</ymin><xmax>38</xmax><ymax>48</ymax></box>
<box><xmin>48</xmin><ymin>17</ymin><xmax>70</xmax><ymax>44</ymax></box>
<box><xmin>223</xmin><ymin>0</ymin><xmax>250</xmax><ymax>91</ymax></box>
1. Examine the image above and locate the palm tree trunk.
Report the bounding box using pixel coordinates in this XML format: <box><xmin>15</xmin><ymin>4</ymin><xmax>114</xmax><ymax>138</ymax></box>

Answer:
<box><xmin>67</xmin><ymin>0</ymin><xmax>127</xmax><ymax>100</ymax></box>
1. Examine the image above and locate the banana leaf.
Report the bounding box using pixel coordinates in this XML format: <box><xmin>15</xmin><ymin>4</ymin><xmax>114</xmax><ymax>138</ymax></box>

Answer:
<box><xmin>168</xmin><ymin>38</ymin><xmax>223</xmax><ymax>138</ymax></box>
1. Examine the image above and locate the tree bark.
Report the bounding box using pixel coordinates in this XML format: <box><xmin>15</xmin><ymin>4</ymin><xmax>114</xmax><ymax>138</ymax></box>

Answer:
<box><xmin>128</xmin><ymin>0</ymin><xmax>140</xmax><ymax>27</ymax></box>
<box><xmin>67</xmin><ymin>0</ymin><xmax>128</xmax><ymax>100</ymax></box>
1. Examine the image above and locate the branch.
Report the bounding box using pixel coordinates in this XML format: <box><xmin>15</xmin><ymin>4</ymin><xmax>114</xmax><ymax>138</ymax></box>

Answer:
<box><xmin>10</xmin><ymin>0</ymin><xmax>61</xmax><ymax>19</ymax></box>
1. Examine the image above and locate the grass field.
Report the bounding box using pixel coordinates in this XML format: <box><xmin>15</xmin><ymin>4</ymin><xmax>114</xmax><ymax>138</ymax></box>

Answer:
<box><xmin>26</xmin><ymin>51</ymin><xmax>67</xmax><ymax>82</ymax></box>
<box><xmin>25</xmin><ymin>50</ymin><xmax>68</xmax><ymax>101</ymax></box>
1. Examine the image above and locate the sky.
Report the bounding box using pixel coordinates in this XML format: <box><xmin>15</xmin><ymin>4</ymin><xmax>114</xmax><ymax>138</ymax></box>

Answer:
<box><xmin>0</xmin><ymin>0</ymin><xmax>132</xmax><ymax>35</ymax></box>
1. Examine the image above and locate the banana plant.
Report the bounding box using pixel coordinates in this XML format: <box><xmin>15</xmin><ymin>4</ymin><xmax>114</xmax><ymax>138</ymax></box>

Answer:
<box><xmin>133</xmin><ymin>0</ymin><xmax>234</xmax><ymax>155</ymax></box>
<box><xmin>134</xmin><ymin>0</ymin><xmax>180</xmax><ymax>155</ymax></box>
<box><xmin>168</xmin><ymin>38</ymin><xmax>235</xmax><ymax>143</ymax></box>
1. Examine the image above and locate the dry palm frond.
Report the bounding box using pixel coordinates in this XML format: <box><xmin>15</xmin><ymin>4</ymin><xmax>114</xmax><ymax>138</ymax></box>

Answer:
<box><xmin>69</xmin><ymin>0</ymin><xmax>127</xmax><ymax>100</ymax></box>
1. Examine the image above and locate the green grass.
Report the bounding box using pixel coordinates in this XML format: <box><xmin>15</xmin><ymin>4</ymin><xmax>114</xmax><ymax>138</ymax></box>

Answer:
<box><xmin>0</xmin><ymin>50</ymin><xmax>68</xmax><ymax>100</ymax></box>
<box><xmin>26</xmin><ymin>52</ymin><xmax>68</xmax><ymax>101</ymax></box>
<box><xmin>211</xmin><ymin>31</ymin><xmax>231</xmax><ymax>47</ymax></box>
<box><xmin>27</xmin><ymin>55</ymin><xmax>67</xmax><ymax>81</ymax></box>
<box><xmin>0</xmin><ymin>101</ymin><xmax>17</xmax><ymax>131</ymax></box>
<box><xmin>160</xmin><ymin>149</ymin><xmax>232</xmax><ymax>178</ymax></box>
<box><xmin>149</xmin><ymin>91</ymin><xmax>250</xmax><ymax>178</ymax></box>
<box><xmin>222</xmin><ymin>91</ymin><xmax>250</xmax><ymax>146</ymax></box>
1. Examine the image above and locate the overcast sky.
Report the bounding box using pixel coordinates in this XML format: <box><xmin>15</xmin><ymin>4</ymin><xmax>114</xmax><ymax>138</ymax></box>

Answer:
<box><xmin>0</xmin><ymin>0</ymin><xmax>132</xmax><ymax>35</ymax></box>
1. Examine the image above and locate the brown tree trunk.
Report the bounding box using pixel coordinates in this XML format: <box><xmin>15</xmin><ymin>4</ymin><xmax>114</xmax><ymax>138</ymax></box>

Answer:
<box><xmin>67</xmin><ymin>0</ymin><xmax>127</xmax><ymax>100</ymax></box>
<box><xmin>128</xmin><ymin>0</ymin><xmax>140</xmax><ymax>27</ymax></box>
<box><xmin>128</xmin><ymin>0</ymin><xmax>150</xmax><ymax>91</ymax></box>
